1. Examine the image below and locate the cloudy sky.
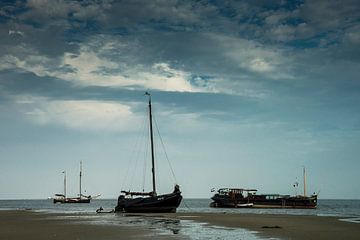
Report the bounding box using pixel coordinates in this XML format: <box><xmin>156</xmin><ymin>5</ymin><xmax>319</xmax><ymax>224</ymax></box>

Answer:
<box><xmin>0</xmin><ymin>0</ymin><xmax>359</xmax><ymax>199</ymax></box>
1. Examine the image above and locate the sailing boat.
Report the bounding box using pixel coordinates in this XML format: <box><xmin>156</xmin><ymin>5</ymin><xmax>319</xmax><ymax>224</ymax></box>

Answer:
<box><xmin>115</xmin><ymin>92</ymin><xmax>183</xmax><ymax>213</ymax></box>
<box><xmin>53</xmin><ymin>161</ymin><xmax>92</xmax><ymax>204</ymax></box>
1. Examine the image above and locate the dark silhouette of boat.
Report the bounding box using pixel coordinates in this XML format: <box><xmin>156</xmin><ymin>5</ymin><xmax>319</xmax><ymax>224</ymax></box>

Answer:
<box><xmin>210</xmin><ymin>168</ymin><xmax>317</xmax><ymax>209</ymax></box>
<box><xmin>115</xmin><ymin>92</ymin><xmax>182</xmax><ymax>213</ymax></box>
<box><xmin>53</xmin><ymin>161</ymin><xmax>94</xmax><ymax>204</ymax></box>
<box><xmin>210</xmin><ymin>188</ymin><xmax>317</xmax><ymax>209</ymax></box>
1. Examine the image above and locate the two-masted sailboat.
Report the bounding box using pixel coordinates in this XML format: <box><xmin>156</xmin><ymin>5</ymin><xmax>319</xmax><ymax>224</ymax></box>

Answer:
<box><xmin>53</xmin><ymin>161</ymin><xmax>93</xmax><ymax>204</ymax></box>
<box><xmin>115</xmin><ymin>92</ymin><xmax>182</xmax><ymax>213</ymax></box>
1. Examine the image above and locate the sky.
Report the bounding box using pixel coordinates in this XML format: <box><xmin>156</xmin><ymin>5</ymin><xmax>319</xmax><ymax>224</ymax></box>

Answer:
<box><xmin>0</xmin><ymin>0</ymin><xmax>359</xmax><ymax>200</ymax></box>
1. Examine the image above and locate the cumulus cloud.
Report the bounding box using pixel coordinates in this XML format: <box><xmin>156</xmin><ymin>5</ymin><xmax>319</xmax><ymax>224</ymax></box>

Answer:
<box><xmin>0</xmin><ymin>34</ymin><xmax>213</xmax><ymax>93</ymax></box>
<box><xmin>57</xmin><ymin>42</ymin><xmax>203</xmax><ymax>92</ymax></box>
<box><xmin>17</xmin><ymin>96</ymin><xmax>137</xmax><ymax>132</ymax></box>
<box><xmin>208</xmin><ymin>34</ymin><xmax>294</xmax><ymax>80</ymax></box>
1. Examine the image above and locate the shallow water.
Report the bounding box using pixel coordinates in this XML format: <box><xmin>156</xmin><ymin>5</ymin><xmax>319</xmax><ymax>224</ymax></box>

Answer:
<box><xmin>1</xmin><ymin>198</ymin><xmax>360</xmax><ymax>217</ymax></box>
<box><xmin>1</xmin><ymin>199</ymin><xmax>360</xmax><ymax>217</ymax></box>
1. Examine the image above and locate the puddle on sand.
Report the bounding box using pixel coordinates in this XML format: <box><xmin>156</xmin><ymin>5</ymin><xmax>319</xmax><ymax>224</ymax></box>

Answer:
<box><xmin>54</xmin><ymin>213</ymin><xmax>279</xmax><ymax>239</ymax></box>
<box><xmin>118</xmin><ymin>215</ymin><xmax>279</xmax><ymax>240</ymax></box>
<box><xmin>178</xmin><ymin>220</ymin><xmax>279</xmax><ymax>240</ymax></box>
<box><xmin>339</xmin><ymin>217</ymin><xmax>360</xmax><ymax>224</ymax></box>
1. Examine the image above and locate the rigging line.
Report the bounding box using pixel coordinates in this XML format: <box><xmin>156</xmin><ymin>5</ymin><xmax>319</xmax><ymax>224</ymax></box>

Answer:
<box><xmin>154</xmin><ymin>136</ymin><xmax>161</xmax><ymax>192</ymax></box>
<box><xmin>142</xmin><ymin>131</ymin><xmax>149</xmax><ymax>192</ymax></box>
<box><xmin>121</xmin><ymin>105</ymin><xmax>148</xmax><ymax>191</ymax></box>
<box><xmin>153</xmin><ymin>114</ymin><xmax>178</xmax><ymax>184</ymax></box>
<box><xmin>129</xmin><ymin>109</ymin><xmax>148</xmax><ymax>190</ymax></box>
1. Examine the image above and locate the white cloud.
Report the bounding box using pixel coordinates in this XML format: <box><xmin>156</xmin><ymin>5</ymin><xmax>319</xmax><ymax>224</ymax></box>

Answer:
<box><xmin>0</xmin><ymin>38</ymin><xmax>208</xmax><ymax>93</ymax></box>
<box><xmin>0</xmin><ymin>52</ymin><xmax>54</xmax><ymax>76</ymax></box>
<box><xmin>209</xmin><ymin>33</ymin><xmax>294</xmax><ymax>80</ymax></box>
<box><xmin>249</xmin><ymin>58</ymin><xmax>273</xmax><ymax>72</ymax></box>
<box><xmin>59</xmin><ymin>50</ymin><xmax>120</xmax><ymax>84</ymax></box>
<box><xmin>137</xmin><ymin>63</ymin><xmax>196</xmax><ymax>92</ymax></box>
<box><xmin>58</xmin><ymin>48</ymin><xmax>201</xmax><ymax>92</ymax></box>
<box><xmin>17</xmin><ymin>97</ymin><xmax>137</xmax><ymax>132</ymax></box>
<box><xmin>8</xmin><ymin>30</ymin><xmax>25</xmax><ymax>37</ymax></box>
<box><xmin>53</xmin><ymin>36</ymin><xmax>216</xmax><ymax>92</ymax></box>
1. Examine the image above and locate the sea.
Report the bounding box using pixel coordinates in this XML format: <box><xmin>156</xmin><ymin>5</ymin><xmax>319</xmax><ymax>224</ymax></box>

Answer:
<box><xmin>1</xmin><ymin>199</ymin><xmax>359</xmax><ymax>240</ymax></box>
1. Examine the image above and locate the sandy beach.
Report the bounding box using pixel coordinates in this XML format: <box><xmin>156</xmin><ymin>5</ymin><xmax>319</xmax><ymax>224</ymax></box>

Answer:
<box><xmin>0</xmin><ymin>210</ymin><xmax>359</xmax><ymax>239</ymax></box>
<box><xmin>176</xmin><ymin>212</ymin><xmax>360</xmax><ymax>240</ymax></box>
<box><xmin>0</xmin><ymin>210</ymin><xmax>155</xmax><ymax>240</ymax></box>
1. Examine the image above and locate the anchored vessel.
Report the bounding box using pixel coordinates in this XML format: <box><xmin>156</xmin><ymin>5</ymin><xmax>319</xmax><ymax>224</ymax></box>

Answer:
<box><xmin>53</xmin><ymin>161</ymin><xmax>93</xmax><ymax>203</ymax></box>
<box><xmin>115</xmin><ymin>92</ymin><xmax>182</xmax><ymax>213</ymax></box>
<box><xmin>210</xmin><ymin>168</ymin><xmax>317</xmax><ymax>209</ymax></box>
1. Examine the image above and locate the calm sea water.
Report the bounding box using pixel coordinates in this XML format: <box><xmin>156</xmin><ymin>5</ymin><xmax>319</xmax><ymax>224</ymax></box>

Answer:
<box><xmin>0</xmin><ymin>198</ymin><xmax>359</xmax><ymax>217</ymax></box>
<box><xmin>1</xmin><ymin>199</ymin><xmax>359</xmax><ymax>239</ymax></box>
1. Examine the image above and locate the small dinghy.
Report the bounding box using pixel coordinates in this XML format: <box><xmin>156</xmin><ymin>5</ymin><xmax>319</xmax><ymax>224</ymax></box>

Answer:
<box><xmin>96</xmin><ymin>207</ymin><xmax>115</xmax><ymax>213</ymax></box>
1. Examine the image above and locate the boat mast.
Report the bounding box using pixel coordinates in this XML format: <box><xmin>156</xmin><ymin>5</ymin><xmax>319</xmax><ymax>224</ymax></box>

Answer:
<box><xmin>80</xmin><ymin>161</ymin><xmax>82</xmax><ymax>199</ymax></box>
<box><xmin>146</xmin><ymin>92</ymin><xmax>157</xmax><ymax>196</ymax></box>
<box><xmin>303</xmin><ymin>167</ymin><xmax>307</xmax><ymax>197</ymax></box>
<box><xmin>63</xmin><ymin>171</ymin><xmax>66</xmax><ymax>198</ymax></box>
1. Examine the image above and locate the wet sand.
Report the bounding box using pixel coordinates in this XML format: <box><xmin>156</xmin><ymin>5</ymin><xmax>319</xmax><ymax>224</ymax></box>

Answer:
<box><xmin>175</xmin><ymin>212</ymin><xmax>360</xmax><ymax>240</ymax></box>
<box><xmin>1</xmin><ymin>210</ymin><xmax>359</xmax><ymax>239</ymax></box>
<box><xmin>0</xmin><ymin>210</ymin><xmax>163</xmax><ymax>240</ymax></box>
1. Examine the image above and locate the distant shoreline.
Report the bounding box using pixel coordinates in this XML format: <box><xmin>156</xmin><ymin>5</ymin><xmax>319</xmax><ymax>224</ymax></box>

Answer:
<box><xmin>1</xmin><ymin>210</ymin><xmax>359</xmax><ymax>240</ymax></box>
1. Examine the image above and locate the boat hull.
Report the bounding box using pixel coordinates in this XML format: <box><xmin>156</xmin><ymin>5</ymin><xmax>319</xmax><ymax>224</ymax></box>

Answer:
<box><xmin>115</xmin><ymin>192</ymin><xmax>182</xmax><ymax>213</ymax></box>
<box><xmin>210</xmin><ymin>195</ymin><xmax>317</xmax><ymax>209</ymax></box>
<box><xmin>53</xmin><ymin>198</ymin><xmax>90</xmax><ymax>204</ymax></box>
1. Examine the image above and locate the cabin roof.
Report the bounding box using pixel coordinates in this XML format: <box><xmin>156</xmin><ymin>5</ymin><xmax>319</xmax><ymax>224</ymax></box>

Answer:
<box><xmin>218</xmin><ymin>188</ymin><xmax>258</xmax><ymax>192</ymax></box>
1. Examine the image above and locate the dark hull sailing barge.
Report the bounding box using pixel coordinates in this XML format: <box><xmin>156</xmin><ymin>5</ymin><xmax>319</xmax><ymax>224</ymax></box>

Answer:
<box><xmin>210</xmin><ymin>168</ymin><xmax>317</xmax><ymax>209</ymax></box>
<box><xmin>116</xmin><ymin>187</ymin><xmax>182</xmax><ymax>213</ymax></box>
<box><xmin>53</xmin><ymin>161</ymin><xmax>92</xmax><ymax>204</ymax></box>
<box><xmin>115</xmin><ymin>93</ymin><xmax>182</xmax><ymax>213</ymax></box>
<box><xmin>210</xmin><ymin>188</ymin><xmax>317</xmax><ymax>209</ymax></box>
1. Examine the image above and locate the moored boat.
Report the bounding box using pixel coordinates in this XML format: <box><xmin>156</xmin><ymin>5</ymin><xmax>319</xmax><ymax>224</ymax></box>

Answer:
<box><xmin>115</xmin><ymin>92</ymin><xmax>182</xmax><ymax>213</ymax></box>
<box><xmin>210</xmin><ymin>168</ymin><xmax>317</xmax><ymax>209</ymax></box>
<box><xmin>210</xmin><ymin>188</ymin><xmax>317</xmax><ymax>209</ymax></box>
<box><xmin>53</xmin><ymin>161</ymin><xmax>94</xmax><ymax>204</ymax></box>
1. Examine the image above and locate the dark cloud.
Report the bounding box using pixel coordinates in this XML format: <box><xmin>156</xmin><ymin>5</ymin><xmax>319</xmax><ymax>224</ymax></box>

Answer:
<box><xmin>0</xmin><ymin>0</ymin><xmax>359</xmax><ymax>111</ymax></box>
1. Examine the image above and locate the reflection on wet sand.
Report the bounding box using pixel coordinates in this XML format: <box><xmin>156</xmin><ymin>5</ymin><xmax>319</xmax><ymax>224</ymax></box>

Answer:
<box><xmin>118</xmin><ymin>213</ymin><xmax>268</xmax><ymax>239</ymax></box>
<box><xmin>49</xmin><ymin>212</ymin><xmax>275</xmax><ymax>239</ymax></box>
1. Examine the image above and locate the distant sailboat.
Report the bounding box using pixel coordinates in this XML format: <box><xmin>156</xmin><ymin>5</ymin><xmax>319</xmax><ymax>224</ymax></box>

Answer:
<box><xmin>53</xmin><ymin>161</ymin><xmax>94</xmax><ymax>204</ymax></box>
<box><xmin>115</xmin><ymin>92</ymin><xmax>182</xmax><ymax>213</ymax></box>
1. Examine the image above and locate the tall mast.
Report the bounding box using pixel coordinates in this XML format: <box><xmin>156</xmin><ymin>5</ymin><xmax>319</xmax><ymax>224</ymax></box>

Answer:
<box><xmin>80</xmin><ymin>161</ymin><xmax>82</xmax><ymax>199</ymax></box>
<box><xmin>63</xmin><ymin>171</ymin><xmax>66</xmax><ymax>198</ymax></box>
<box><xmin>303</xmin><ymin>166</ymin><xmax>307</xmax><ymax>197</ymax></box>
<box><xmin>146</xmin><ymin>92</ymin><xmax>156</xmax><ymax>196</ymax></box>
